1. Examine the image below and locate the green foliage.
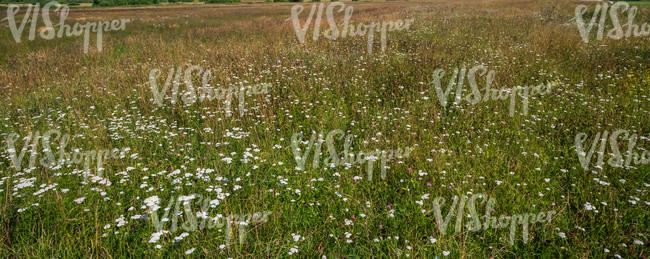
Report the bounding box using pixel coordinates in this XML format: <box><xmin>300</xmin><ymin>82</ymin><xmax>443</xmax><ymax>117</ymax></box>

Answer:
<box><xmin>94</xmin><ymin>0</ymin><xmax>115</xmax><ymax>6</ymax></box>
<box><xmin>205</xmin><ymin>0</ymin><xmax>239</xmax><ymax>3</ymax></box>
<box><xmin>90</xmin><ymin>0</ymin><xmax>159</xmax><ymax>6</ymax></box>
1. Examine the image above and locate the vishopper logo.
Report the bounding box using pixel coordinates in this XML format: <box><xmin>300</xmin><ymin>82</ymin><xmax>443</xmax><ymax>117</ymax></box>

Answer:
<box><xmin>430</xmin><ymin>65</ymin><xmax>557</xmax><ymax>116</ymax></box>
<box><xmin>430</xmin><ymin>193</ymin><xmax>556</xmax><ymax>245</ymax></box>
<box><xmin>2</xmin><ymin>1</ymin><xmax>130</xmax><ymax>53</ymax></box>
<box><xmin>149</xmin><ymin>64</ymin><xmax>271</xmax><ymax>117</ymax></box>
<box><xmin>575</xmin><ymin>2</ymin><xmax>650</xmax><ymax>43</ymax></box>
<box><xmin>574</xmin><ymin>129</ymin><xmax>649</xmax><ymax>171</ymax></box>
<box><xmin>146</xmin><ymin>194</ymin><xmax>271</xmax><ymax>247</ymax></box>
<box><xmin>290</xmin><ymin>129</ymin><xmax>414</xmax><ymax>181</ymax></box>
<box><xmin>4</xmin><ymin>129</ymin><xmax>129</xmax><ymax>179</ymax></box>
<box><xmin>288</xmin><ymin>2</ymin><xmax>414</xmax><ymax>54</ymax></box>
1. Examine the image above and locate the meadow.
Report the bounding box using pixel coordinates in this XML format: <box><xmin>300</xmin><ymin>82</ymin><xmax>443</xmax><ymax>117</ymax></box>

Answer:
<box><xmin>0</xmin><ymin>0</ymin><xmax>649</xmax><ymax>257</ymax></box>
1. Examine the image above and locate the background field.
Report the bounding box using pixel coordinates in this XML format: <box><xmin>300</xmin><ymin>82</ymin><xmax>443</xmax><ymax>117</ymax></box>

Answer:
<box><xmin>0</xmin><ymin>0</ymin><xmax>649</xmax><ymax>257</ymax></box>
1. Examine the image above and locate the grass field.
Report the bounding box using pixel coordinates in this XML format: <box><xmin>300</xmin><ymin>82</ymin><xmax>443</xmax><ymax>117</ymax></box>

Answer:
<box><xmin>628</xmin><ymin>1</ymin><xmax>650</xmax><ymax>7</ymax></box>
<box><xmin>0</xmin><ymin>0</ymin><xmax>649</xmax><ymax>257</ymax></box>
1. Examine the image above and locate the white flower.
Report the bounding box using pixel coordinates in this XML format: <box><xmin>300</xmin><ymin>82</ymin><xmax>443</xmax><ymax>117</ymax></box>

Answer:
<box><xmin>288</xmin><ymin>246</ymin><xmax>299</xmax><ymax>255</ymax></box>
<box><xmin>185</xmin><ymin>248</ymin><xmax>195</xmax><ymax>255</ymax></box>
<box><xmin>174</xmin><ymin>232</ymin><xmax>190</xmax><ymax>242</ymax></box>
<box><xmin>443</xmin><ymin>251</ymin><xmax>450</xmax><ymax>256</ymax></box>
<box><xmin>144</xmin><ymin>196</ymin><xmax>161</xmax><ymax>211</ymax></box>
<box><xmin>148</xmin><ymin>230</ymin><xmax>168</xmax><ymax>243</ymax></box>
<box><xmin>115</xmin><ymin>216</ymin><xmax>127</xmax><ymax>227</ymax></box>
<box><xmin>74</xmin><ymin>197</ymin><xmax>86</xmax><ymax>204</ymax></box>
<box><xmin>558</xmin><ymin>232</ymin><xmax>566</xmax><ymax>239</ymax></box>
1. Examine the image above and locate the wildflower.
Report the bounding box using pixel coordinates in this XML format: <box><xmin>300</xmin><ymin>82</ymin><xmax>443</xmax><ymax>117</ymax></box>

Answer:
<box><xmin>288</xmin><ymin>246</ymin><xmax>299</xmax><ymax>255</ymax></box>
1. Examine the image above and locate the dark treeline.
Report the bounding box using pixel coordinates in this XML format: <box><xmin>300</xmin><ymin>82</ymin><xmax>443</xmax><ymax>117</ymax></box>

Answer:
<box><xmin>1</xmin><ymin>0</ymin><xmax>364</xmax><ymax>7</ymax></box>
